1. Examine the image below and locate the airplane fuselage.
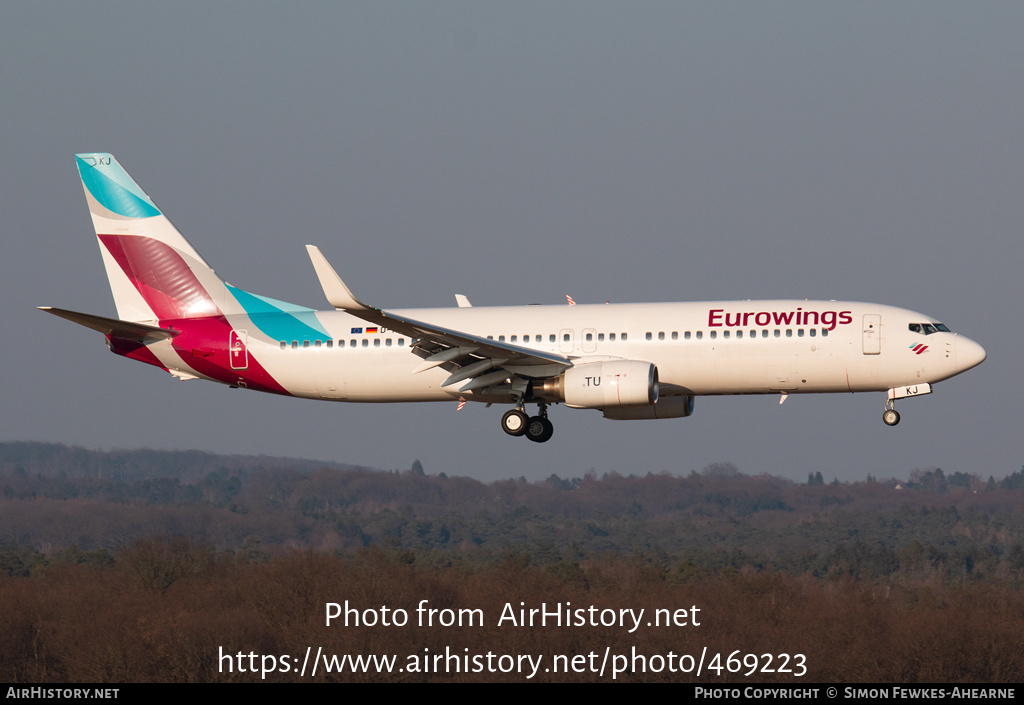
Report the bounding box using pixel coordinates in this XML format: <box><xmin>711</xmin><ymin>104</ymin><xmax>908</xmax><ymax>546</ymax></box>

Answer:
<box><xmin>124</xmin><ymin>299</ymin><xmax>982</xmax><ymax>404</ymax></box>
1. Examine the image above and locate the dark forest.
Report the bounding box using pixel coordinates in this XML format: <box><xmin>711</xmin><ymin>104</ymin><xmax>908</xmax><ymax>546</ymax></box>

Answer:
<box><xmin>2</xmin><ymin>442</ymin><xmax>1022</xmax><ymax>682</ymax></box>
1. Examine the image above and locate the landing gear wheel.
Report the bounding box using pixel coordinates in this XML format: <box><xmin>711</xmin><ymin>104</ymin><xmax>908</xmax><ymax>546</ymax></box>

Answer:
<box><xmin>501</xmin><ymin>409</ymin><xmax>528</xmax><ymax>437</ymax></box>
<box><xmin>524</xmin><ymin>415</ymin><xmax>554</xmax><ymax>443</ymax></box>
<box><xmin>882</xmin><ymin>409</ymin><xmax>901</xmax><ymax>426</ymax></box>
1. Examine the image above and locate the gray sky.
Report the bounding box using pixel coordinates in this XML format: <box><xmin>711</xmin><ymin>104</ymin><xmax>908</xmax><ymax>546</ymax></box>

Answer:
<box><xmin>3</xmin><ymin>2</ymin><xmax>1021</xmax><ymax>482</ymax></box>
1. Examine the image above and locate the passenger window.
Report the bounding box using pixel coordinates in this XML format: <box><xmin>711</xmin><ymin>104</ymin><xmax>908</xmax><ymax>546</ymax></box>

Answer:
<box><xmin>373</xmin><ymin>339</ymin><xmax>380</xmax><ymax>347</ymax></box>
<box><xmin>725</xmin><ymin>331</ymin><xmax>732</xmax><ymax>339</ymax></box>
<box><xmin>762</xmin><ymin>330</ymin><xmax>768</xmax><ymax>338</ymax></box>
<box><xmin>315</xmin><ymin>340</ymin><xmax>322</xmax><ymax>348</ymax></box>
<box><xmin>821</xmin><ymin>329</ymin><xmax>828</xmax><ymax>337</ymax></box>
<box><xmin>774</xmin><ymin>330</ymin><xmax>780</xmax><ymax>338</ymax></box>
<box><xmin>684</xmin><ymin>331</ymin><xmax>691</xmax><ymax>340</ymax></box>
<box><xmin>710</xmin><ymin>331</ymin><xmax>717</xmax><ymax>339</ymax></box>
<box><xmin>797</xmin><ymin>329</ymin><xmax>804</xmax><ymax>338</ymax></box>
<box><xmin>326</xmin><ymin>340</ymin><xmax>333</xmax><ymax>348</ymax></box>
<box><xmin>737</xmin><ymin>331</ymin><xmax>743</xmax><ymax>339</ymax></box>
<box><xmin>535</xmin><ymin>335</ymin><xmax>542</xmax><ymax>343</ymax></box>
<box><xmin>510</xmin><ymin>335</ymin><xmax>517</xmax><ymax>343</ymax></box>
<box><xmin>646</xmin><ymin>332</ymin><xmax>652</xmax><ymax>341</ymax></box>
<box><xmin>563</xmin><ymin>333</ymin><xmax>570</xmax><ymax>342</ymax></box>
<box><xmin>386</xmin><ymin>339</ymin><xmax>392</xmax><ymax>347</ymax></box>
<box><xmin>672</xmin><ymin>331</ymin><xmax>678</xmax><ymax>340</ymax></box>
<box><xmin>549</xmin><ymin>334</ymin><xmax>556</xmax><ymax>343</ymax></box>
<box><xmin>696</xmin><ymin>331</ymin><xmax>703</xmax><ymax>340</ymax></box>
<box><xmin>809</xmin><ymin>329</ymin><xmax>816</xmax><ymax>337</ymax></box>
<box><xmin>598</xmin><ymin>333</ymin><xmax>605</xmax><ymax>341</ymax></box>
<box><xmin>280</xmin><ymin>341</ymin><xmax>286</xmax><ymax>349</ymax></box>
<box><xmin>586</xmin><ymin>333</ymin><xmax>593</xmax><ymax>342</ymax></box>
<box><xmin>361</xmin><ymin>339</ymin><xmax>368</xmax><ymax>347</ymax></box>
<box><xmin>786</xmin><ymin>330</ymin><xmax>793</xmax><ymax>338</ymax></box>
<box><xmin>398</xmin><ymin>338</ymin><xmax>405</xmax><ymax>346</ymax></box>
<box><xmin>610</xmin><ymin>333</ymin><xmax>616</xmax><ymax>341</ymax></box>
<box><xmin>499</xmin><ymin>335</ymin><xmax>505</xmax><ymax>342</ymax></box>
<box><xmin>303</xmin><ymin>340</ymin><xmax>310</xmax><ymax>348</ymax></box>
<box><xmin>658</xmin><ymin>331</ymin><xmax>665</xmax><ymax>340</ymax></box>
<box><xmin>621</xmin><ymin>333</ymin><xmax>628</xmax><ymax>341</ymax></box>
<box><xmin>291</xmin><ymin>341</ymin><xmax>298</xmax><ymax>349</ymax></box>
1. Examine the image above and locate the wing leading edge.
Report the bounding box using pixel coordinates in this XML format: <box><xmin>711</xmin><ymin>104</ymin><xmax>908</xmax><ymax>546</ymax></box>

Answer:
<box><xmin>305</xmin><ymin>245</ymin><xmax>571</xmax><ymax>394</ymax></box>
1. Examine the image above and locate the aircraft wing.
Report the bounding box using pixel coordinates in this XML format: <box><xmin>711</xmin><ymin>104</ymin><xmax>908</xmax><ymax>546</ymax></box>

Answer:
<box><xmin>39</xmin><ymin>307</ymin><xmax>179</xmax><ymax>342</ymax></box>
<box><xmin>306</xmin><ymin>246</ymin><xmax>571</xmax><ymax>393</ymax></box>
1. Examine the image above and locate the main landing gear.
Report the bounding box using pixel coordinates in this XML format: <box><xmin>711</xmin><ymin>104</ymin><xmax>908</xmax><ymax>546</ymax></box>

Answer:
<box><xmin>501</xmin><ymin>403</ymin><xmax>554</xmax><ymax>443</ymax></box>
<box><xmin>882</xmin><ymin>399</ymin><xmax>901</xmax><ymax>427</ymax></box>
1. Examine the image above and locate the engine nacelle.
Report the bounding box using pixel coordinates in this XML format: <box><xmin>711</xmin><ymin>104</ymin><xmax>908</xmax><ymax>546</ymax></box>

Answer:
<box><xmin>602</xmin><ymin>395</ymin><xmax>695</xmax><ymax>420</ymax></box>
<box><xmin>536</xmin><ymin>360</ymin><xmax>658</xmax><ymax>409</ymax></box>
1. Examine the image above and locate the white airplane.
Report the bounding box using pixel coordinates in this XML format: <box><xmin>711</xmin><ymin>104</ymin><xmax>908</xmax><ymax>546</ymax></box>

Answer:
<box><xmin>43</xmin><ymin>154</ymin><xmax>987</xmax><ymax>443</ymax></box>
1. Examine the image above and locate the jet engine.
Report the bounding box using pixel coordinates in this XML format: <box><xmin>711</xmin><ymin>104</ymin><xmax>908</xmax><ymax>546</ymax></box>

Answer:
<box><xmin>602</xmin><ymin>394</ymin><xmax>695</xmax><ymax>420</ymax></box>
<box><xmin>533</xmin><ymin>360</ymin><xmax>658</xmax><ymax>408</ymax></box>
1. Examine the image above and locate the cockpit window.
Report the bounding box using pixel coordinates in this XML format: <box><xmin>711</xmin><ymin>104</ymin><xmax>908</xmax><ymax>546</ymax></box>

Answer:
<box><xmin>909</xmin><ymin>322</ymin><xmax>951</xmax><ymax>335</ymax></box>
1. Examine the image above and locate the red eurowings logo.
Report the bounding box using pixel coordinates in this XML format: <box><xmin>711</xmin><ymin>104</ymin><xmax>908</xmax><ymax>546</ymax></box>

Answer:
<box><xmin>909</xmin><ymin>344</ymin><xmax>929</xmax><ymax>355</ymax></box>
<box><xmin>707</xmin><ymin>308</ymin><xmax>853</xmax><ymax>331</ymax></box>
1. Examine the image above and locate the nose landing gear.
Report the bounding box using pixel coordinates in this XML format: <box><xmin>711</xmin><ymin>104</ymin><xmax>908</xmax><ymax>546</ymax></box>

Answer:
<box><xmin>882</xmin><ymin>399</ymin><xmax>901</xmax><ymax>426</ymax></box>
<box><xmin>882</xmin><ymin>384</ymin><xmax>933</xmax><ymax>426</ymax></box>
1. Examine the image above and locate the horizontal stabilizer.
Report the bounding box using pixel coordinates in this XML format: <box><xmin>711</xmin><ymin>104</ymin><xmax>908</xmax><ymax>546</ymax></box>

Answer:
<box><xmin>39</xmin><ymin>307</ymin><xmax>178</xmax><ymax>342</ymax></box>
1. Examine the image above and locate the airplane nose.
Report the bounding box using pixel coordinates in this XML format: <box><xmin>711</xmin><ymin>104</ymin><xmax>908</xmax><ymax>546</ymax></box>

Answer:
<box><xmin>956</xmin><ymin>337</ymin><xmax>987</xmax><ymax>372</ymax></box>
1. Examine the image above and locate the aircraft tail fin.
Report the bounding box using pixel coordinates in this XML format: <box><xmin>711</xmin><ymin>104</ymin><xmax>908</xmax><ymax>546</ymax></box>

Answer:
<box><xmin>76</xmin><ymin>153</ymin><xmax>241</xmax><ymax>323</ymax></box>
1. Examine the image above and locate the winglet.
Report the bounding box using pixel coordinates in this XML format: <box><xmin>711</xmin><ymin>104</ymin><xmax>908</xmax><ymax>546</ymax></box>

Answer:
<box><xmin>305</xmin><ymin>245</ymin><xmax>367</xmax><ymax>310</ymax></box>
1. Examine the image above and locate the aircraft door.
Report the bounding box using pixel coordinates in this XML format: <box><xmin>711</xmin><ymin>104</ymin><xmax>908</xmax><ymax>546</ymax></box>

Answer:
<box><xmin>229</xmin><ymin>330</ymin><xmax>248</xmax><ymax>369</ymax></box>
<box><xmin>862</xmin><ymin>315</ymin><xmax>881</xmax><ymax>355</ymax></box>
<box><xmin>582</xmin><ymin>328</ymin><xmax>597</xmax><ymax>353</ymax></box>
